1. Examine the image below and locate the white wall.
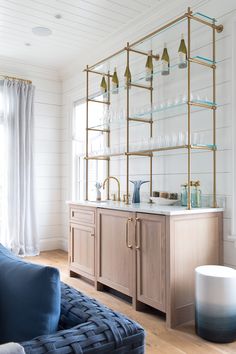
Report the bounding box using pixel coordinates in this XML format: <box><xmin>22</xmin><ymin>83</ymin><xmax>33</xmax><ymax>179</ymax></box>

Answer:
<box><xmin>0</xmin><ymin>56</ymin><xmax>64</xmax><ymax>251</ymax></box>
<box><xmin>61</xmin><ymin>0</ymin><xmax>236</xmax><ymax>267</ymax></box>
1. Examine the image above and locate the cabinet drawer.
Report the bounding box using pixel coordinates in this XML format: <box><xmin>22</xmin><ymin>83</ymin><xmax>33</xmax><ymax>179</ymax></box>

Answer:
<box><xmin>70</xmin><ymin>206</ymin><xmax>95</xmax><ymax>225</ymax></box>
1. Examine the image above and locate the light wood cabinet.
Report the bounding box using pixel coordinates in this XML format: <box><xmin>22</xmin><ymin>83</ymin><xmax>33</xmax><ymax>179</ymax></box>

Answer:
<box><xmin>69</xmin><ymin>205</ymin><xmax>96</xmax><ymax>281</ymax></box>
<box><xmin>97</xmin><ymin>209</ymin><xmax>134</xmax><ymax>296</ymax></box>
<box><xmin>166</xmin><ymin>213</ymin><xmax>223</xmax><ymax>327</ymax></box>
<box><xmin>97</xmin><ymin>210</ymin><xmax>166</xmax><ymax>312</ymax></box>
<box><xmin>136</xmin><ymin>213</ymin><xmax>166</xmax><ymax>312</ymax></box>
<box><xmin>70</xmin><ymin>223</ymin><xmax>95</xmax><ymax>279</ymax></box>
<box><xmin>68</xmin><ymin>203</ymin><xmax>223</xmax><ymax>328</ymax></box>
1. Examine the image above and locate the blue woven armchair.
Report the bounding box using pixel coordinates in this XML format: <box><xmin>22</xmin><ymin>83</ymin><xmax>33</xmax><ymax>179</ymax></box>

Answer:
<box><xmin>22</xmin><ymin>283</ymin><xmax>145</xmax><ymax>353</ymax></box>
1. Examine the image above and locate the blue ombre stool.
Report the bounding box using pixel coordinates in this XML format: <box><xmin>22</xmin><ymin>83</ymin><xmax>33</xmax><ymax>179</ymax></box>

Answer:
<box><xmin>195</xmin><ymin>265</ymin><xmax>236</xmax><ymax>343</ymax></box>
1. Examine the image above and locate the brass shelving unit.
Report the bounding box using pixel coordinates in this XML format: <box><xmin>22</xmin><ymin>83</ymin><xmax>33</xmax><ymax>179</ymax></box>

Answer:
<box><xmin>84</xmin><ymin>7</ymin><xmax>223</xmax><ymax>209</ymax></box>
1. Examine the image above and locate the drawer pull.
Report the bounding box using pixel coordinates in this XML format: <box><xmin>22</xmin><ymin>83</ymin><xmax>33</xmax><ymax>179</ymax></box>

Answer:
<box><xmin>135</xmin><ymin>217</ymin><xmax>141</xmax><ymax>250</ymax></box>
<box><xmin>126</xmin><ymin>217</ymin><xmax>133</xmax><ymax>249</ymax></box>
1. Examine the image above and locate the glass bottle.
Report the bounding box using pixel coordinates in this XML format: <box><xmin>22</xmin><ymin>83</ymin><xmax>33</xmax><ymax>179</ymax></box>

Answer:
<box><xmin>111</xmin><ymin>67</ymin><xmax>119</xmax><ymax>94</ymax></box>
<box><xmin>190</xmin><ymin>181</ymin><xmax>196</xmax><ymax>207</ymax></box>
<box><xmin>181</xmin><ymin>184</ymin><xmax>187</xmax><ymax>206</ymax></box>
<box><xmin>124</xmin><ymin>64</ymin><xmax>131</xmax><ymax>89</ymax></box>
<box><xmin>161</xmin><ymin>43</ymin><xmax>170</xmax><ymax>75</ymax></box>
<box><xmin>100</xmin><ymin>75</ymin><xmax>107</xmax><ymax>95</ymax></box>
<box><xmin>145</xmin><ymin>50</ymin><xmax>153</xmax><ymax>81</ymax></box>
<box><xmin>195</xmin><ymin>180</ymin><xmax>202</xmax><ymax>208</ymax></box>
<box><xmin>178</xmin><ymin>33</ymin><xmax>187</xmax><ymax>69</ymax></box>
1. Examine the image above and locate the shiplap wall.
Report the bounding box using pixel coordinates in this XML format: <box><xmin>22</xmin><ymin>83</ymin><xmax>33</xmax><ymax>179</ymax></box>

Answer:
<box><xmin>0</xmin><ymin>56</ymin><xmax>63</xmax><ymax>251</ymax></box>
<box><xmin>61</xmin><ymin>0</ymin><xmax>236</xmax><ymax>266</ymax></box>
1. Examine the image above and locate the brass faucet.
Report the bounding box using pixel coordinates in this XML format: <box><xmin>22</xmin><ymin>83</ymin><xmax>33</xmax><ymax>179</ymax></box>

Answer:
<box><xmin>103</xmin><ymin>176</ymin><xmax>121</xmax><ymax>201</ymax></box>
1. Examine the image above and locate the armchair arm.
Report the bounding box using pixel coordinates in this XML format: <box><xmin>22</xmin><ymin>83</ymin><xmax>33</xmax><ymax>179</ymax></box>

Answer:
<box><xmin>22</xmin><ymin>283</ymin><xmax>145</xmax><ymax>353</ymax></box>
<box><xmin>59</xmin><ymin>282</ymin><xmax>121</xmax><ymax>330</ymax></box>
<box><xmin>21</xmin><ymin>316</ymin><xmax>145</xmax><ymax>354</ymax></box>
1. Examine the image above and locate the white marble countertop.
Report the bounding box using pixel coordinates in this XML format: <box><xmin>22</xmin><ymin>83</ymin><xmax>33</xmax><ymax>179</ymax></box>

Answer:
<box><xmin>67</xmin><ymin>200</ymin><xmax>223</xmax><ymax>216</ymax></box>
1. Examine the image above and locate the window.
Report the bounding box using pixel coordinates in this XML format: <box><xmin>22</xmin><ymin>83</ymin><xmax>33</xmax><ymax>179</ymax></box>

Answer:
<box><xmin>72</xmin><ymin>100</ymin><xmax>106</xmax><ymax>200</ymax></box>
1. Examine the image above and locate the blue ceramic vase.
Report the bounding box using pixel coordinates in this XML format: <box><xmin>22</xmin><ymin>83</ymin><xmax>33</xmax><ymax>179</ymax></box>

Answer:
<box><xmin>130</xmin><ymin>180</ymin><xmax>149</xmax><ymax>203</ymax></box>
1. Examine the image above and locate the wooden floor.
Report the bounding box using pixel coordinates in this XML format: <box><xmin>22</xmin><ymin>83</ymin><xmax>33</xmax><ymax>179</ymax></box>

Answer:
<box><xmin>26</xmin><ymin>250</ymin><xmax>236</xmax><ymax>354</ymax></box>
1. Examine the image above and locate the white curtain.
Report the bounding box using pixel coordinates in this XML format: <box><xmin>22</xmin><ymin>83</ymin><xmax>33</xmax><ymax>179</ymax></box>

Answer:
<box><xmin>1</xmin><ymin>79</ymin><xmax>39</xmax><ymax>256</ymax></box>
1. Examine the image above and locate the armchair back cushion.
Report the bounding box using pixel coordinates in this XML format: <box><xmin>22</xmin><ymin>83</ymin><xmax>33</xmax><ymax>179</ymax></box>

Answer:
<box><xmin>0</xmin><ymin>244</ymin><xmax>61</xmax><ymax>343</ymax></box>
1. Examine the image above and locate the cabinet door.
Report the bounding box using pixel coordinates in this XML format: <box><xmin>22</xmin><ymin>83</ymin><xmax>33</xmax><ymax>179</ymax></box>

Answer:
<box><xmin>97</xmin><ymin>209</ymin><xmax>134</xmax><ymax>296</ymax></box>
<box><xmin>136</xmin><ymin>213</ymin><xmax>166</xmax><ymax>311</ymax></box>
<box><xmin>70</xmin><ymin>223</ymin><xmax>95</xmax><ymax>280</ymax></box>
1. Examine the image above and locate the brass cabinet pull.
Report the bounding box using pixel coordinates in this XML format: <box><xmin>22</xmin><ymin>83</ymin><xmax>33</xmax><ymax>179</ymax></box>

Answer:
<box><xmin>126</xmin><ymin>217</ymin><xmax>133</xmax><ymax>249</ymax></box>
<box><xmin>135</xmin><ymin>217</ymin><xmax>141</xmax><ymax>250</ymax></box>
<box><xmin>90</xmin><ymin>232</ymin><xmax>95</xmax><ymax>237</ymax></box>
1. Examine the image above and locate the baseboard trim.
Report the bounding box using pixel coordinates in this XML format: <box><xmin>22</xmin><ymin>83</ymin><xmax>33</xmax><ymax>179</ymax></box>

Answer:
<box><xmin>39</xmin><ymin>237</ymin><xmax>68</xmax><ymax>252</ymax></box>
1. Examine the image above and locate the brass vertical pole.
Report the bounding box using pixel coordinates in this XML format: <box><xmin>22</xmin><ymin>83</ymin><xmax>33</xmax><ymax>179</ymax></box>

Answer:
<box><xmin>150</xmin><ymin>51</ymin><xmax>153</xmax><ymax>200</ymax></box>
<box><xmin>107</xmin><ymin>71</ymin><xmax>110</xmax><ymax>200</ymax></box>
<box><xmin>212</xmin><ymin>21</ymin><xmax>217</xmax><ymax>207</ymax></box>
<box><xmin>187</xmin><ymin>8</ymin><xmax>191</xmax><ymax>210</ymax></box>
<box><xmin>85</xmin><ymin>65</ymin><xmax>89</xmax><ymax>200</ymax></box>
<box><xmin>126</xmin><ymin>43</ymin><xmax>130</xmax><ymax>204</ymax></box>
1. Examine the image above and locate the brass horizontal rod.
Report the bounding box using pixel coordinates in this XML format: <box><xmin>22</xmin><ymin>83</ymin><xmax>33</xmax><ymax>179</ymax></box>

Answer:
<box><xmin>129</xmin><ymin>82</ymin><xmax>153</xmax><ymax>90</ymax></box>
<box><xmin>85</xmin><ymin>156</ymin><xmax>110</xmax><ymax>160</ymax></box>
<box><xmin>86</xmin><ymin>151</ymin><xmax>124</xmax><ymax>159</ymax></box>
<box><xmin>130</xmin><ymin>12</ymin><xmax>188</xmax><ymax>48</ymax></box>
<box><xmin>189</xmin><ymin>14</ymin><xmax>223</xmax><ymax>32</ymax></box>
<box><xmin>87</xmin><ymin>48</ymin><xmax>126</xmax><ymax>70</ymax></box>
<box><xmin>189</xmin><ymin>101</ymin><xmax>217</xmax><ymax>110</ymax></box>
<box><xmin>126</xmin><ymin>152</ymin><xmax>153</xmax><ymax>157</ymax></box>
<box><xmin>1</xmin><ymin>75</ymin><xmax>32</xmax><ymax>84</ymax></box>
<box><xmin>149</xmin><ymin>145</ymin><xmax>187</xmax><ymax>153</ymax></box>
<box><xmin>191</xmin><ymin>144</ymin><xmax>216</xmax><ymax>151</ymax></box>
<box><xmin>127</xmin><ymin>48</ymin><xmax>160</xmax><ymax>60</ymax></box>
<box><xmin>87</xmin><ymin>128</ymin><xmax>110</xmax><ymax>133</ymax></box>
<box><xmin>126</xmin><ymin>145</ymin><xmax>186</xmax><ymax>155</ymax></box>
<box><xmin>128</xmin><ymin>117</ymin><xmax>153</xmax><ymax>123</ymax></box>
<box><xmin>188</xmin><ymin>57</ymin><xmax>216</xmax><ymax>69</ymax></box>
<box><xmin>84</xmin><ymin>69</ymin><xmax>112</xmax><ymax>77</ymax></box>
<box><xmin>87</xmin><ymin>98</ymin><xmax>110</xmax><ymax>105</ymax></box>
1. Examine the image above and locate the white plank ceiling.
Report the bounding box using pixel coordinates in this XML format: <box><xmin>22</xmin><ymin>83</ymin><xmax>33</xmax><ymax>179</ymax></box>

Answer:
<box><xmin>0</xmin><ymin>0</ymin><xmax>165</xmax><ymax>69</ymax></box>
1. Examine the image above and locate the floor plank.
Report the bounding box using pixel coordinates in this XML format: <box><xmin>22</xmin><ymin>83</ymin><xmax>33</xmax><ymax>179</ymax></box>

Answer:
<box><xmin>26</xmin><ymin>250</ymin><xmax>236</xmax><ymax>354</ymax></box>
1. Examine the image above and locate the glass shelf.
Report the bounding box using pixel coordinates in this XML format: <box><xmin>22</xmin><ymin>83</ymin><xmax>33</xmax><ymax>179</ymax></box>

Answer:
<box><xmin>193</xmin><ymin>12</ymin><xmax>216</xmax><ymax>23</ymax></box>
<box><xmin>193</xmin><ymin>56</ymin><xmax>215</xmax><ymax>64</ymax></box>
<box><xmin>88</xmin><ymin>55</ymin><xmax>215</xmax><ymax>103</ymax></box>
<box><xmin>86</xmin><ymin>144</ymin><xmax>217</xmax><ymax>160</ymax></box>
<box><xmin>87</xmin><ymin>99</ymin><xmax>217</xmax><ymax>131</ymax></box>
<box><xmin>130</xmin><ymin>100</ymin><xmax>216</xmax><ymax>119</ymax></box>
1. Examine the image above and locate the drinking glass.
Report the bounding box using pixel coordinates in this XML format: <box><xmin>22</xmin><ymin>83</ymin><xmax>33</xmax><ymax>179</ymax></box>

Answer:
<box><xmin>181</xmin><ymin>93</ymin><xmax>187</xmax><ymax>104</ymax></box>
<box><xmin>164</xmin><ymin>135</ymin><xmax>170</xmax><ymax>147</ymax></box>
<box><xmin>170</xmin><ymin>133</ymin><xmax>178</xmax><ymax>146</ymax></box>
<box><xmin>192</xmin><ymin>132</ymin><xmax>200</xmax><ymax>145</ymax></box>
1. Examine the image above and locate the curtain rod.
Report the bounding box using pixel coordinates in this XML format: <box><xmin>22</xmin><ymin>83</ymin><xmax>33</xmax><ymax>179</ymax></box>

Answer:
<box><xmin>0</xmin><ymin>75</ymin><xmax>32</xmax><ymax>84</ymax></box>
